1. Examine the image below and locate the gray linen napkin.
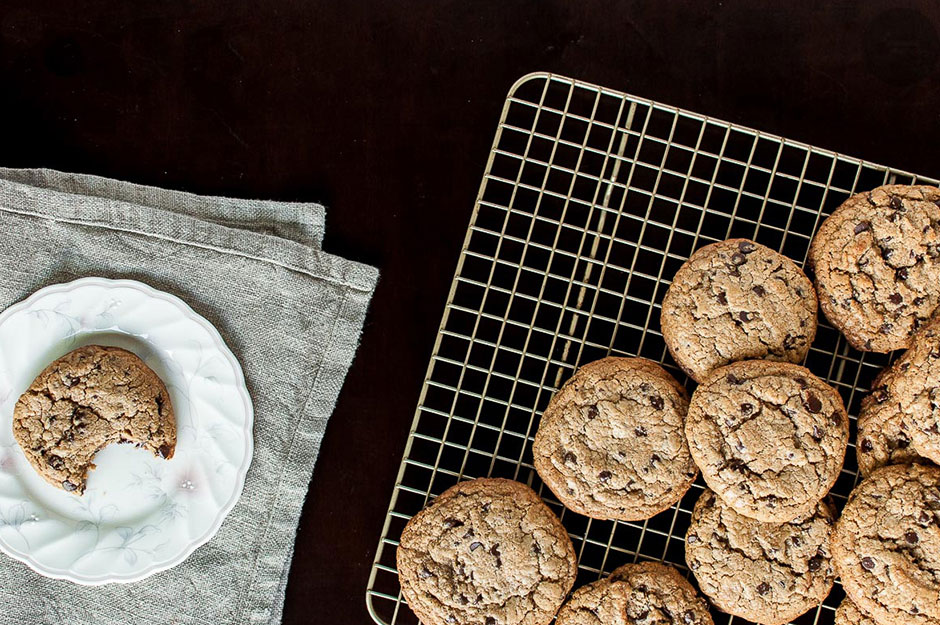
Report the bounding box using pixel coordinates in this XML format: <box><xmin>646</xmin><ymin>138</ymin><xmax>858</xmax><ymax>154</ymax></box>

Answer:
<box><xmin>0</xmin><ymin>169</ymin><xmax>379</xmax><ymax>625</ymax></box>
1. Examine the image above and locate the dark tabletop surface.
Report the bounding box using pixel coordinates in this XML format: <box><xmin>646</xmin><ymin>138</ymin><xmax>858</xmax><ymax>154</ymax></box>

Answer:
<box><xmin>3</xmin><ymin>1</ymin><xmax>940</xmax><ymax>623</ymax></box>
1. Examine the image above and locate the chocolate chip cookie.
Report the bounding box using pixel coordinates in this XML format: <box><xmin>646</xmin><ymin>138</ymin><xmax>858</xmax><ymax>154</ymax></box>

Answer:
<box><xmin>533</xmin><ymin>357</ymin><xmax>697</xmax><ymax>521</ymax></box>
<box><xmin>685</xmin><ymin>489</ymin><xmax>836</xmax><ymax>625</ymax></box>
<box><xmin>554</xmin><ymin>578</ymin><xmax>630</xmax><ymax>625</ymax></box>
<box><xmin>808</xmin><ymin>184</ymin><xmax>940</xmax><ymax>352</ymax></box>
<box><xmin>856</xmin><ymin>316</ymin><xmax>940</xmax><ymax>474</ymax></box>
<box><xmin>13</xmin><ymin>345</ymin><xmax>176</xmax><ymax>495</ymax></box>
<box><xmin>835</xmin><ymin>599</ymin><xmax>878</xmax><ymax>625</ymax></box>
<box><xmin>607</xmin><ymin>561</ymin><xmax>714</xmax><ymax>625</ymax></box>
<box><xmin>685</xmin><ymin>360</ymin><xmax>849</xmax><ymax>522</ymax></box>
<box><xmin>831</xmin><ymin>463</ymin><xmax>940</xmax><ymax>625</ymax></box>
<box><xmin>661</xmin><ymin>238</ymin><xmax>817</xmax><ymax>382</ymax></box>
<box><xmin>396</xmin><ymin>478</ymin><xmax>577</xmax><ymax>625</ymax></box>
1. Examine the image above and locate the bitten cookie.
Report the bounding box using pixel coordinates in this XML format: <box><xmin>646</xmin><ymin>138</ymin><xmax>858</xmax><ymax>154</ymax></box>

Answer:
<box><xmin>685</xmin><ymin>360</ymin><xmax>849</xmax><ymax>522</ymax></box>
<box><xmin>856</xmin><ymin>316</ymin><xmax>940</xmax><ymax>474</ymax></box>
<box><xmin>396</xmin><ymin>478</ymin><xmax>577</xmax><ymax>625</ymax></box>
<box><xmin>835</xmin><ymin>599</ymin><xmax>878</xmax><ymax>625</ymax></box>
<box><xmin>832</xmin><ymin>464</ymin><xmax>940</xmax><ymax>625</ymax></box>
<box><xmin>13</xmin><ymin>345</ymin><xmax>176</xmax><ymax>495</ymax></box>
<box><xmin>685</xmin><ymin>489</ymin><xmax>836</xmax><ymax>625</ymax></box>
<box><xmin>533</xmin><ymin>357</ymin><xmax>697</xmax><ymax>521</ymax></box>
<box><xmin>661</xmin><ymin>238</ymin><xmax>817</xmax><ymax>382</ymax></box>
<box><xmin>808</xmin><ymin>184</ymin><xmax>940</xmax><ymax>352</ymax></box>
<box><xmin>607</xmin><ymin>561</ymin><xmax>714</xmax><ymax>625</ymax></box>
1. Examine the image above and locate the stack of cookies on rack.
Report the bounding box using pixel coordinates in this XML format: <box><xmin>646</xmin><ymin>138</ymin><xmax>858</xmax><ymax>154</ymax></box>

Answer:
<box><xmin>395</xmin><ymin>185</ymin><xmax>940</xmax><ymax>625</ymax></box>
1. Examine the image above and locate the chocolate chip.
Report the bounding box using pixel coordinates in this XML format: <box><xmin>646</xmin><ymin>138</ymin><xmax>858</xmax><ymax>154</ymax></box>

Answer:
<box><xmin>795</xmin><ymin>377</ymin><xmax>808</xmax><ymax>389</ymax></box>
<box><xmin>889</xmin><ymin>293</ymin><xmax>903</xmax><ymax>305</ymax></box>
<box><xmin>563</xmin><ymin>451</ymin><xmax>577</xmax><ymax>464</ymax></box>
<box><xmin>803</xmin><ymin>393</ymin><xmax>822</xmax><ymax>413</ymax></box>
<box><xmin>62</xmin><ymin>480</ymin><xmax>77</xmax><ymax>492</ymax></box>
<box><xmin>881</xmin><ymin>247</ymin><xmax>894</xmax><ymax>262</ymax></box>
<box><xmin>880</xmin><ymin>323</ymin><xmax>895</xmax><ymax>334</ymax></box>
<box><xmin>861</xmin><ymin>557</ymin><xmax>875</xmax><ymax>570</ymax></box>
<box><xmin>914</xmin><ymin>296</ymin><xmax>928</xmax><ymax>307</ymax></box>
<box><xmin>896</xmin><ymin>267</ymin><xmax>910</xmax><ymax>281</ymax></box>
<box><xmin>157</xmin><ymin>444</ymin><xmax>172</xmax><ymax>459</ymax></box>
<box><xmin>419</xmin><ymin>567</ymin><xmax>434</xmax><ymax>579</ymax></box>
<box><xmin>587</xmin><ymin>405</ymin><xmax>598</xmax><ymax>420</ymax></box>
<box><xmin>812</xmin><ymin>425</ymin><xmax>823</xmax><ymax>441</ymax></box>
<box><xmin>717</xmin><ymin>291</ymin><xmax>728</xmax><ymax>305</ymax></box>
<box><xmin>905</xmin><ymin>531</ymin><xmax>919</xmax><ymax>544</ymax></box>
<box><xmin>650</xmin><ymin>454</ymin><xmax>660</xmax><ymax>464</ymax></box>
<box><xmin>481</xmin><ymin>503</ymin><xmax>490</xmax><ymax>513</ymax></box>
<box><xmin>739</xmin><ymin>241</ymin><xmax>757</xmax><ymax>254</ymax></box>
<box><xmin>598</xmin><ymin>470</ymin><xmax>612</xmax><ymax>483</ymax></box>
<box><xmin>738</xmin><ymin>311</ymin><xmax>752</xmax><ymax>322</ymax></box>
<box><xmin>792</xmin><ymin>536</ymin><xmax>802</xmax><ymax>547</ymax></box>
<box><xmin>458</xmin><ymin>594</ymin><xmax>469</xmax><ymax>605</ymax></box>
<box><xmin>490</xmin><ymin>544</ymin><xmax>502</xmax><ymax>567</ymax></box>
<box><xmin>740</xmin><ymin>402</ymin><xmax>754</xmax><ymax>415</ymax></box>
<box><xmin>919</xmin><ymin>511</ymin><xmax>931</xmax><ymax>524</ymax></box>
<box><xmin>731</xmin><ymin>253</ymin><xmax>747</xmax><ymax>265</ymax></box>
<box><xmin>47</xmin><ymin>455</ymin><xmax>65</xmax><ymax>471</ymax></box>
<box><xmin>470</xmin><ymin>541</ymin><xmax>482</xmax><ymax>551</ymax></box>
<box><xmin>808</xmin><ymin>557</ymin><xmax>822</xmax><ymax>571</ymax></box>
<box><xmin>443</xmin><ymin>518</ymin><xmax>464</xmax><ymax>529</ymax></box>
<box><xmin>756</xmin><ymin>582</ymin><xmax>770</xmax><ymax>595</ymax></box>
<box><xmin>890</xmin><ymin>196</ymin><xmax>903</xmax><ymax>210</ymax></box>
<box><xmin>485</xmin><ymin>618</ymin><xmax>496</xmax><ymax>625</ymax></box>
<box><xmin>726</xmin><ymin>373</ymin><xmax>743</xmax><ymax>385</ymax></box>
<box><xmin>650</xmin><ymin>396</ymin><xmax>664</xmax><ymax>410</ymax></box>
<box><xmin>752</xmin><ymin>285</ymin><xmax>766</xmax><ymax>296</ymax></box>
<box><xmin>854</xmin><ymin>221</ymin><xmax>871</xmax><ymax>234</ymax></box>
<box><xmin>635</xmin><ymin>426</ymin><xmax>648</xmax><ymax>437</ymax></box>
<box><xmin>861</xmin><ymin>438</ymin><xmax>874</xmax><ymax>453</ymax></box>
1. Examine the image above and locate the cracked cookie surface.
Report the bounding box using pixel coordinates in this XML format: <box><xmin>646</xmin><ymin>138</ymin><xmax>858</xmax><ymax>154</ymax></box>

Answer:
<box><xmin>685</xmin><ymin>360</ymin><xmax>848</xmax><ymax>522</ymax></box>
<box><xmin>808</xmin><ymin>184</ymin><xmax>940</xmax><ymax>352</ymax></box>
<box><xmin>685</xmin><ymin>489</ymin><xmax>836</xmax><ymax>625</ymax></box>
<box><xmin>863</xmin><ymin>315</ymin><xmax>940</xmax><ymax>468</ymax></box>
<box><xmin>832</xmin><ymin>463</ymin><xmax>940</xmax><ymax>625</ymax></box>
<box><xmin>661</xmin><ymin>238</ymin><xmax>817</xmax><ymax>382</ymax></box>
<box><xmin>396</xmin><ymin>478</ymin><xmax>577</xmax><ymax>625</ymax></box>
<box><xmin>607</xmin><ymin>562</ymin><xmax>714</xmax><ymax>625</ymax></box>
<box><xmin>533</xmin><ymin>357</ymin><xmax>697</xmax><ymax>521</ymax></box>
<box><xmin>554</xmin><ymin>578</ymin><xmax>631</xmax><ymax>625</ymax></box>
<box><xmin>857</xmin><ymin>315</ymin><xmax>940</xmax><ymax>474</ymax></box>
<box><xmin>13</xmin><ymin>345</ymin><xmax>176</xmax><ymax>495</ymax></box>
<box><xmin>835</xmin><ymin>599</ymin><xmax>878</xmax><ymax>625</ymax></box>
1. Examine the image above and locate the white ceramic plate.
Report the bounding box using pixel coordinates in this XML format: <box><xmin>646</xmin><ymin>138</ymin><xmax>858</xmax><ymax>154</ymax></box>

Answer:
<box><xmin>0</xmin><ymin>277</ymin><xmax>253</xmax><ymax>584</ymax></box>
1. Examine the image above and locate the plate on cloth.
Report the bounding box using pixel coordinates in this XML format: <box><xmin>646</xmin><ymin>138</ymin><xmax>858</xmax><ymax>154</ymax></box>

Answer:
<box><xmin>0</xmin><ymin>277</ymin><xmax>254</xmax><ymax>584</ymax></box>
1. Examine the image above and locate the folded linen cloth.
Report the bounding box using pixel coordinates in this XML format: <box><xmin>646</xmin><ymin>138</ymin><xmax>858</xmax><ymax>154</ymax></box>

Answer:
<box><xmin>0</xmin><ymin>169</ymin><xmax>378</xmax><ymax>624</ymax></box>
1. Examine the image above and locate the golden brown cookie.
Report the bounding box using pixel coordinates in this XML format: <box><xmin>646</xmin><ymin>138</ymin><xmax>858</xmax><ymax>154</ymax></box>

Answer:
<box><xmin>661</xmin><ymin>238</ymin><xmax>817</xmax><ymax>382</ymax></box>
<box><xmin>832</xmin><ymin>464</ymin><xmax>940</xmax><ymax>625</ymax></box>
<box><xmin>685</xmin><ymin>489</ymin><xmax>836</xmax><ymax>625</ymax></box>
<box><xmin>13</xmin><ymin>345</ymin><xmax>176</xmax><ymax>494</ymax></box>
<box><xmin>533</xmin><ymin>357</ymin><xmax>697</xmax><ymax>521</ymax></box>
<box><xmin>396</xmin><ymin>478</ymin><xmax>577</xmax><ymax>625</ymax></box>
<box><xmin>685</xmin><ymin>360</ymin><xmax>848</xmax><ymax>522</ymax></box>
<box><xmin>809</xmin><ymin>184</ymin><xmax>940</xmax><ymax>352</ymax></box>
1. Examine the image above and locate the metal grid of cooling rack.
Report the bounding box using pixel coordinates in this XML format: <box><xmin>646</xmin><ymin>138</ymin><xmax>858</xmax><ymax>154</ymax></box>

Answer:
<box><xmin>365</xmin><ymin>72</ymin><xmax>939</xmax><ymax>625</ymax></box>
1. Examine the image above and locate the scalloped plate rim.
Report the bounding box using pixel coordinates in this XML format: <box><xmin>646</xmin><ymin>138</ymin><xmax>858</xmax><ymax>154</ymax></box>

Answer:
<box><xmin>0</xmin><ymin>277</ymin><xmax>254</xmax><ymax>584</ymax></box>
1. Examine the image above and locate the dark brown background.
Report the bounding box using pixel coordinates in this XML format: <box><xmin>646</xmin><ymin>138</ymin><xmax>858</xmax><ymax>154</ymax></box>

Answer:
<box><xmin>2</xmin><ymin>1</ymin><xmax>940</xmax><ymax>623</ymax></box>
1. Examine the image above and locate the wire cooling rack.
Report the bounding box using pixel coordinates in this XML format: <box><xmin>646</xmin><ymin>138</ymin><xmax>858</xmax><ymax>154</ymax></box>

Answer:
<box><xmin>365</xmin><ymin>72</ymin><xmax>939</xmax><ymax>625</ymax></box>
